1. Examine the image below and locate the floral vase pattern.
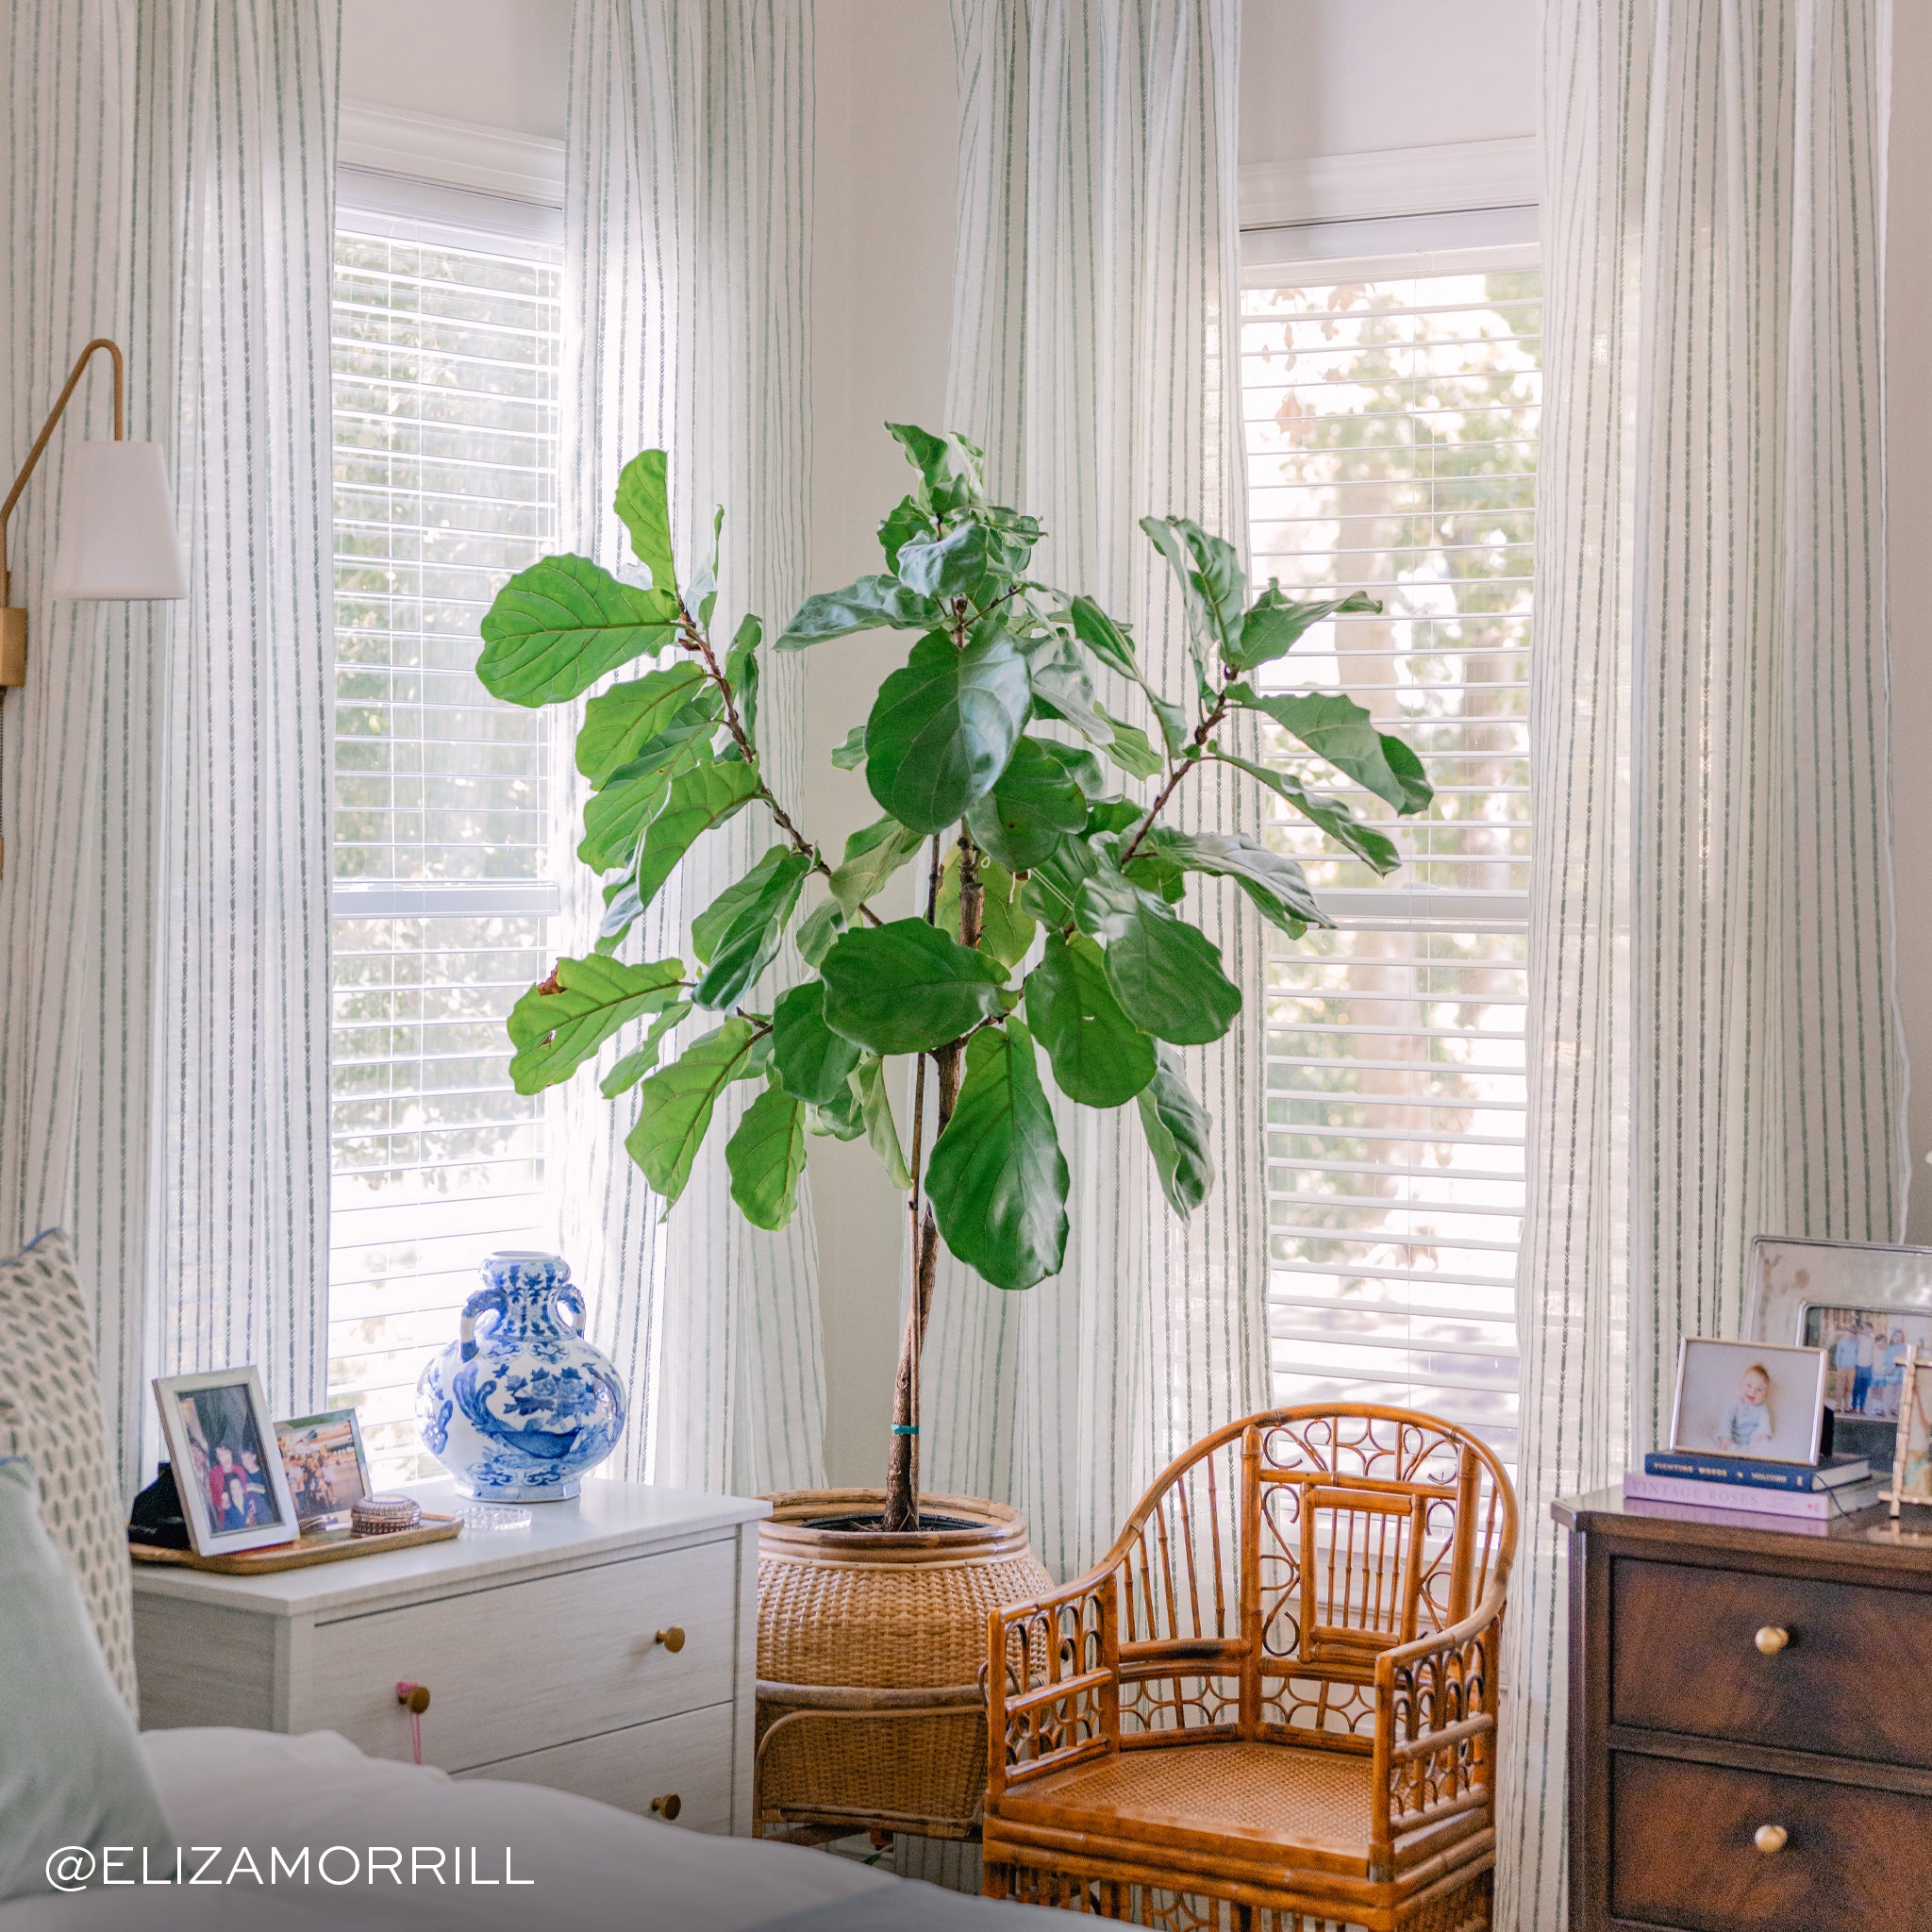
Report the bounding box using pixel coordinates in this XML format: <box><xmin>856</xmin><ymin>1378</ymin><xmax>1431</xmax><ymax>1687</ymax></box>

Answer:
<box><xmin>415</xmin><ymin>1252</ymin><xmax>626</xmax><ymax>1501</ymax></box>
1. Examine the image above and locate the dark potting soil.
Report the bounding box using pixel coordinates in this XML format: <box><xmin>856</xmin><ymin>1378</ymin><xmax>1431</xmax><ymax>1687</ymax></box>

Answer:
<box><xmin>800</xmin><ymin>1511</ymin><xmax>986</xmax><ymax>1534</ymax></box>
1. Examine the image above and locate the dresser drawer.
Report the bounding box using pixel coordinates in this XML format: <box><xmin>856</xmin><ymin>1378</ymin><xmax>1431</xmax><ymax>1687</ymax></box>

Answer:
<box><xmin>1608</xmin><ymin>1752</ymin><xmax>1932</xmax><ymax>1932</ymax></box>
<box><xmin>1611</xmin><ymin>1556</ymin><xmax>1932</xmax><ymax>1769</ymax></box>
<box><xmin>291</xmin><ymin>1539</ymin><xmax>737</xmax><ymax>1769</ymax></box>
<box><xmin>455</xmin><ymin>1702</ymin><xmax>735</xmax><ymax>1832</ymax></box>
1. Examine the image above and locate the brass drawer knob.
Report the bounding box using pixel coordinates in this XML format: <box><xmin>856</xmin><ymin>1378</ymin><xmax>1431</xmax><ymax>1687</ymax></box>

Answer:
<box><xmin>395</xmin><ymin>1682</ymin><xmax>431</xmax><ymax>1715</ymax></box>
<box><xmin>1754</xmin><ymin>1625</ymin><xmax>1790</xmax><ymax>1656</ymax></box>
<box><xmin>655</xmin><ymin>1625</ymin><xmax>686</xmax><ymax>1654</ymax></box>
<box><xmin>1755</xmin><ymin>1824</ymin><xmax>1789</xmax><ymax>1856</ymax></box>
<box><xmin>650</xmin><ymin>1792</ymin><xmax>682</xmax><ymax>1821</ymax></box>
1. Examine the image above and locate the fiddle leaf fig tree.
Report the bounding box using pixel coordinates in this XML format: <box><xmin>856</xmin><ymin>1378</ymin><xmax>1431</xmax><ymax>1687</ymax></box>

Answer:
<box><xmin>477</xmin><ymin>425</ymin><xmax>1428</xmax><ymax>1532</ymax></box>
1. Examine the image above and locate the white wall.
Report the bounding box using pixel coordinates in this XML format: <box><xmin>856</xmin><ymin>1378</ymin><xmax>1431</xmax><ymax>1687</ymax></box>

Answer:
<box><xmin>1239</xmin><ymin>0</ymin><xmax>1537</xmax><ymax>165</ymax></box>
<box><xmin>341</xmin><ymin>0</ymin><xmax>570</xmax><ymax>137</ymax></box>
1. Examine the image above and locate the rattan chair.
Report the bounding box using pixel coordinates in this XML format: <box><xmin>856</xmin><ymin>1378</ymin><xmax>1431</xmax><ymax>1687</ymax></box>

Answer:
<box><xmin>981</xmin><ymin>1404</ymin><xmax>1518</xmax><ymax>1932</ymax></box>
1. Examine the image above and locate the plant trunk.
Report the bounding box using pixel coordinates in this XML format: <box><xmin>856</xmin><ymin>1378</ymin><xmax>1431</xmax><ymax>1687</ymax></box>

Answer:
<box><xmin>881</xmin><ymin>837</ymin><xmax>985</xmax><ymax>1533</ymax></box>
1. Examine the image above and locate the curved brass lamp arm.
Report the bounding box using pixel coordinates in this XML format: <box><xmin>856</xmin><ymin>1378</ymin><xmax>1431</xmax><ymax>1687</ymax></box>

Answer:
<box><xmin>0</xmin><ymin>337</ymin><xmax>125</xmax><ymax>601</ymax></box>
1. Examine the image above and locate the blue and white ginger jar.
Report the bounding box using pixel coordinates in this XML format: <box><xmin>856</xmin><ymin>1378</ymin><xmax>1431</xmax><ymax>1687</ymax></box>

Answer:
<box><xmin>415</xmin><ymin>1252</ymin><xmax>626</xmax><ymax>1502</ymax></box>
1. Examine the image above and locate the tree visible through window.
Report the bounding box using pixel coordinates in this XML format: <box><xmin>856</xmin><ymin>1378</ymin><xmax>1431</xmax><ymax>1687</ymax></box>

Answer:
<box><xmin>1241</xmin><ymin>265</ymin><xmax>1540</xmax><ymax>1464</ymax></box>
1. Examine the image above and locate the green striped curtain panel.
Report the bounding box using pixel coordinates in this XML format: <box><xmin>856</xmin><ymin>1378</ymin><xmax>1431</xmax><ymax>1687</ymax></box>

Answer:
<box><xmin>1</xmin><ymin>0</ymin><xmax>338</xmax><ymax>1493</ymax></box>
<box><xmin>561</xmin><ymin>0</ymin><xmax>825</xmax><ymax>1497</ymax></box>
<box><xmin>1500</xmin><ymin>3</ymin><xmax>1905</xmax><ymax>1924</ymax></box>
<box><xmin>921</xmin><ymin>0</ymin><xmax>1266</xmax><ymax>1584</ymax></box>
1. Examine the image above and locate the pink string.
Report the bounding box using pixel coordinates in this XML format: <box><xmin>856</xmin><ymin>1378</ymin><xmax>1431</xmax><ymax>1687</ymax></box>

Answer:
<box><xmin>395</xmin><ymin>1681</ymin><xmax>426</xmax><ymax>1765</ymax></box>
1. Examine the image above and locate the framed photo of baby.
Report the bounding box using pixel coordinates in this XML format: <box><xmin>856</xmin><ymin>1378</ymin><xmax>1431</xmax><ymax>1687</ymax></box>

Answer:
<box><xmin>1668</xmin><ymin>1338</ymin><xmax>1829</xmax><ymax>1466</ymax></box>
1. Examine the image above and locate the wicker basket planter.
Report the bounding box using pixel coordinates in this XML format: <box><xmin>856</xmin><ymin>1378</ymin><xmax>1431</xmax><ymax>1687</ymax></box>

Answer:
<box><xmin>755</xmin><ymin>1488</ymin><xmax>1053</xmax><ymax>1840</ymax></box>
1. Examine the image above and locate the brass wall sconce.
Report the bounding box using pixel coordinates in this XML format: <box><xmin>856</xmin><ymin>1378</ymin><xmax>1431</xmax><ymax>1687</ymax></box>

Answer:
<box><xmin>0</xmin><ymin>338</ymin><xmax>190</xmax><ymax>873</ymax></box>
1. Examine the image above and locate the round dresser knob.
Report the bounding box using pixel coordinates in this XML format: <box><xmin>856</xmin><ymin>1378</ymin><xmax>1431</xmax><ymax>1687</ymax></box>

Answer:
<box><xmin>395</xmin><ymin>1682</ymin><xmax>431</xmax><ymax>1715</ymax></box>
<box><xmin>655</xmin><ymin>1625</ymin><xmax>686</xmax><ymax>1654</ymax></box>
<box><xmin>1754</xmin><ymin>1824</ymin><xmax>1789</xmax><ymax>1856</ymax></box>
<box><xmin>650</xmin><ymin>1792</ymin><xmax>682</xmax><ymax>1821</ymax></box>
<box><xmin>1754</xmin><ymin>1625</ymin><xmax>1790</xmax><ymax>1656</ymax></box>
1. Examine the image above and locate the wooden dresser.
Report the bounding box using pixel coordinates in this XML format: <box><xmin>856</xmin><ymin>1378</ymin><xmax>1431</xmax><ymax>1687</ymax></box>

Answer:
<box><xmin>1556</xmin><ymin>1487</ymin><xmax>1932</xmax><ymax>1931</ymax></box>
<box><xmin>132</xmin><ymin>1476</ymin><xmax>767</xmax><ymax>1833</ymax></box>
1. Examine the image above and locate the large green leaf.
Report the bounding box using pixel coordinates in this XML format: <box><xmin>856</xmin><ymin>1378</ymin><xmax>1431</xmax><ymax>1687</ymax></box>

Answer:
<box><xmin>577</xmin><ymin>727</ymin><xmax>710</xmax><ymax>872</ymax></box>
<box><xmin>887</xmin><ymin>421</ymin><xmax>986</xmax><ymax>518</ymax></box>
<box><xmin>1228</xmin><ymin>684</ymin><xmax>1432</xmax><ymax>815</ymax></box>
<box><xmin>507</xmin><ymin>957</ymin><xmax>686</xmax><ymax>1095</ymax></box>
<box><xmin>613</xmin><ymin>449</ymin><xmax>677</xmax><ymax>595</ymax></box>
<box><xmin>725</xmin><ymin>1082</ymin><xmax>808</xmax><ymax>1229</ymax></box>
<box><xmin>1098</xmin><ymin>711</ymin><xmax>1162</xmax><ymax>781</ymax></box>
<box><xmin>1137</xmin><ymin>1043</ymin><xmax>1215</xmax><ymax>1219</ymax></box>
<box><xmin>777</xmin><ymin>575</ymin><xmax>941</xmax><ymax>649</ymax></box>
<box><xmin>830</xmin><ymin>724</ymin><xmax>868</xmax><ymax>771</ymax></box>
<box><xmin>877</xmin><ymin>494</ymin><xmax>933</xmax><ymax>573</ymax></box>
<box><xmin>1129</xmin><ymin>827</ymin><xmax>1332</xmax><ymax>933</ymax></box>
<box><xmin>820</xmin><ymin>918</ymin><xmax>1008</xmax><ymax>1055</ymax></box>
<box><xmin>1068</xmin><ymin>596</ymin><xmax>1140</xmax><ymax>680</ymax></box>
<box><xmin>1141</xmin><ymin>516</ymin><xmax>1247</xmax><ymax>669</ymax></box>
<box><xmin>964</xmin><ymin>736</ymin><xmax>1087</xmax><ymax>870</ymax></box>
<box><xmin>625</xmin><ymin>1017</ymin><xmax>757</xmax><ymax>1206</ymax></box>
<box><xmin>1073</xmin><ymin>869</ymin><xmax>1241</xmax><ymax>1045</ymax></box>
<box><xmin>924</xmin><ymin>1022</ymin><xmax>1069</xmax><ymax>1291</ymax></box>
<box><xmin>1024</xmin><ymin>931</ymin><xmax>1157</xmax><ymax>1107</ymax></box>
<box><xmin>478</xmin><ymin>554</ymin><xmax>680</xmax><ymax>706</ymax></box>
<box><xmin>794</xmin><ymin>897</ymin><xmax>846</xmax><ymax>968</ymax></box>
<box><xmin>853</xmin><ymin>1055</ymin><xmax>912</xmax><ymax>1188</ymax></box>
<box><xmin>1019</xmin><ymin>629</ymin><xmax>1113</xmax><ymax>743</ymax></box>
<box><xmin>895</xmin><ymin>522</ymin><xmax>995</xmax><ymax>604</ymax></box>
<box><xmin>936</xmin><ymin>850</ymin><xmax>1037</xmax><ymax>970</ymax></box>
<box><xmin>691</xmin><ymin>845</ymin><xmax>812</xmax><ymax>1009</ymax></box>
<box><xmin>1232</xmin><ymin>586</ymin><xmax>1379</xmax><ymax>673</ymax></box>
<box><xmin>576</xmin><ymin>663</ymin><xmax>711</xmax><ymax>784</ymax></box>
<box><xmin>772</xmin><ymin>979</ymin><xmax>863</xmax><ymax>1105</ymax></box>
<box><xmin>601</xmin><ymin>1001</ymin><xmax>691</xmax><ymax>1097</ymax></box>
<box><xmin>1210</xmin><ymin>749</ymin><xmax>1400</xmax><ymax>874</ymax></box>
<box><xmin>827</xmin><ymin>815</ymin><xmax>926</xmax><ymax>917</ymax></box>
<box><xmin>864</xmin><ymin>627</ymin><xmax>1031</xmax><ymax>834</ymax></box>
<box><xmin>724</xmin><ymin>614</ymin><xmax>761</xmax><ymax>752</ymax></box>
<box><xmin>633</xmin><ymin>759</ymin><xmax>764</xmax><ymax>912</ymax></box>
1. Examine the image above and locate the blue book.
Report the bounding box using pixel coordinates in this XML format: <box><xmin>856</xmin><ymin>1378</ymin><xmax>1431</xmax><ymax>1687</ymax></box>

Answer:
<box><xmin>1642</xmin><ymin>1449</ymin><xmax>1871</xmax><ymax>1492</ymax></box>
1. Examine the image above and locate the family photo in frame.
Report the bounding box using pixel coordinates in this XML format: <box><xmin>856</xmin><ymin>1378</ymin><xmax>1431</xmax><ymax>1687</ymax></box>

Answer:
<box><xmin>152</xmin><ymin>1367</ymin><xmax>300</xmax><ymax>1558</ymax></box>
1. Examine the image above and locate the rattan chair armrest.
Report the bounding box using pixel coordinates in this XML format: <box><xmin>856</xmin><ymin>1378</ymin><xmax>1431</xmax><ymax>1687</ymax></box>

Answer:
<box><xmin>986</xmin><ymin>1568</ymin><xmax>1120</xmax><ymax>1801</ymax></box>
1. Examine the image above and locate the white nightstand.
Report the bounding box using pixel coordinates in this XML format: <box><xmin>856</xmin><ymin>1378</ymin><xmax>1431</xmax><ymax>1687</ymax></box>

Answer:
<box><xmin>130</xmin><ymin>1477</ymin><xmax>769</xmax><ymax>1834</ymax></box>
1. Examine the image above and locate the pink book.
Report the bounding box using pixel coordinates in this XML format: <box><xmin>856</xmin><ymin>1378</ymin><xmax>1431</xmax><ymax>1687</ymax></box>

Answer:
<box><xmin>1623</xmin><ymin>1469</ymin><xmax>1884</xmax><ymax>1525</ymax></box>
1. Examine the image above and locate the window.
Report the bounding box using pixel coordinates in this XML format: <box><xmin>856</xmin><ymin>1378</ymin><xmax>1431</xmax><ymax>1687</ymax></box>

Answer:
<box><xmin>327</xmin><ymin>206</ymin><xmax>562</xmax><ymax>1485</ymax></box>
<box><xmin>1241</xmin><ymin>256</ymin><xmax>1540</xmax><ymax>1465</ymax></box>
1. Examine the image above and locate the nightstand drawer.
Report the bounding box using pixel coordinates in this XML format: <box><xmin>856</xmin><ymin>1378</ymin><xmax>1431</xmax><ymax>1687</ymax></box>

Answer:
<box><xmin>1611</xmin><ymin>1557</ymin><xmax>1932</xmax><ymax>1769</ymax></box>
<box><xmin>1608</xmin><ymin>1752</ymin><xmax>1932</xmax><ymax>1932</ymax></box>
<box><xmin>292</xmin><ymin>1538</ymin><xmax>736</xmax><ymax>1769</ymax></box>
<box><xmin>455</xmin><ymin>1703</ymin><xmax>734</xmax><ymax>1832</ymax></box>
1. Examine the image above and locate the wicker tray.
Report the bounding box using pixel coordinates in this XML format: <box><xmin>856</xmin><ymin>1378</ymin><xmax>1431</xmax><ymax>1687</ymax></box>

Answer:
<box><xmin>128</xmin><ymin>1513</ymin><xmax>461</xmax><ymax>1574</ymax></box>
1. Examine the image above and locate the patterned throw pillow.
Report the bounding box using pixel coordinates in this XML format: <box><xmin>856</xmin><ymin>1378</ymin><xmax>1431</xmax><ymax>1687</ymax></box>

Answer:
<box><xmin>0</xmin><ymin>1232</ymin><xmax>138</xmax><ymax>1715</ymax></box>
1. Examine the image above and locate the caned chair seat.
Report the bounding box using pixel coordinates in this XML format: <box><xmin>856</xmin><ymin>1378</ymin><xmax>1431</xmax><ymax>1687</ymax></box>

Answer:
<box><xmin>983</xmin><ymin>1405</ymin><xmax>1519</xmax><ymax>1931</ymax></box>
<box><xmin>997</xmin><ymin>1740</ymin><xmax>1374</xmax><ymax>1876</ymax></box>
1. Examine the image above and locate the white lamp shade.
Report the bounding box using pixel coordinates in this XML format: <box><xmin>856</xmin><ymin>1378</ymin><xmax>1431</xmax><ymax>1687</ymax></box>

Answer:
<box><xmin>47</xmin><ymin>441</ymin><xmax>189</xmax><ymax>600</ymax></box>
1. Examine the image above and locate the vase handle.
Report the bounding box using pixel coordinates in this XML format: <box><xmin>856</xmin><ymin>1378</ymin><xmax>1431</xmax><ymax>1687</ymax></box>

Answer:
<box><xmin>553</xmin><ymin>1282</ymin><xmax>588</xmax><ymax>1339</ymax></box>
<box><xmin>459</xmin><ymin>1285</ymin><xmax>507</xmax><ymax>1364</ymax></box>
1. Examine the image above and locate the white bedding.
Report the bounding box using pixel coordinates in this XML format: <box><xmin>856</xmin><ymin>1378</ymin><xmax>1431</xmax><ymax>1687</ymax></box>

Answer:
<box><xmin>0</xmin><ymin>1728</ymin><xmax>895</xmax><ymax>1932</ymax></box>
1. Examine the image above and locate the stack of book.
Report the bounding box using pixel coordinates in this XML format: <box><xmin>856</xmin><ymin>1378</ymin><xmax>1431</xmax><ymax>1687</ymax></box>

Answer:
<box><xmin>1624</xmin><ymin>1448</ymin><xmax>1883</xmax><ymax>1528</ymax></box>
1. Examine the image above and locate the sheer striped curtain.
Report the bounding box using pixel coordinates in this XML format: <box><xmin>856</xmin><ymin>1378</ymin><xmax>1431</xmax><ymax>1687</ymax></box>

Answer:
<box><xmin>921</xmin><ymin>0</ymin><xmax>1263</xmax><ymax>1583</ymax></box>
<box><xmin>1500</xmin><ymin>4</ymin><xmax>1904</xmax><ymax>1924</ymax></box>
<box><xmin>1</xmin><ymin>0</ymin><xmax>338</xmax><ymax>1492</ymax></box>
<box><xmin>561</xmin><ymin>0</ymin><xmax>824</xmax><ymax>1497</ymax></box>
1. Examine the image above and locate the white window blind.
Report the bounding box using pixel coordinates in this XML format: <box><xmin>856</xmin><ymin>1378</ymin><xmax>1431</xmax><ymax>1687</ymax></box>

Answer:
<box><xmin>1241</xmin><ymin>258</ymin><xmax>1540</xmax><ymax>1465</ymax></box>
<box><xmin>327</xmin><ymin>208</ymin><xmax>561</xmax><ymax>1485</ymax></box>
